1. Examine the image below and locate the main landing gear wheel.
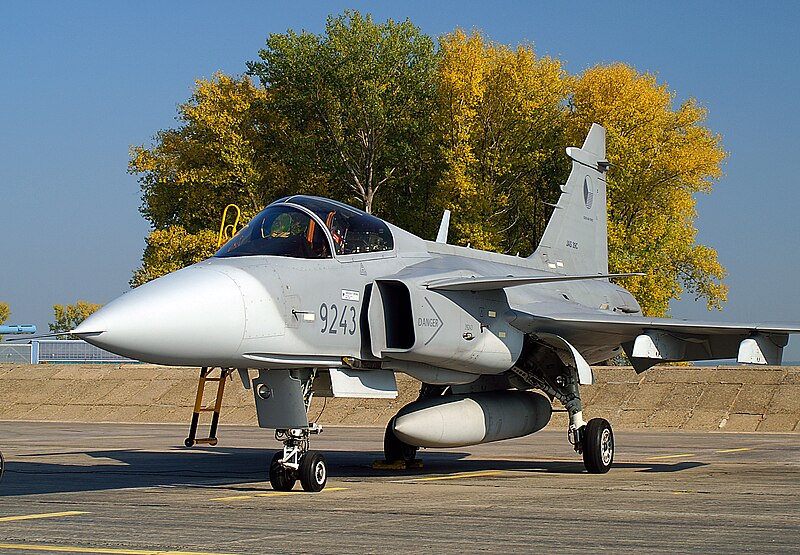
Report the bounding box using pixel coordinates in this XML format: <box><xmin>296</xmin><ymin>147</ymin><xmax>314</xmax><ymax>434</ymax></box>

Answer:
<box><xmin>582</xmin><ymin>418</ymin><xmax>614</xmax><ymax>473</ymax></box>
<box><xmin>269</xmin><ymin>451</ymin><xmax>297</xmax><ymax>491</ymax></box>
<box><xmin>384</xmin><ymin>417</ymin><xmax>418</xmax><ymax>463</ymax></box>
<box><xmin>299</xmin><ymin>452</ymin><xmax>328</xmax><ymax>492</ymax></box>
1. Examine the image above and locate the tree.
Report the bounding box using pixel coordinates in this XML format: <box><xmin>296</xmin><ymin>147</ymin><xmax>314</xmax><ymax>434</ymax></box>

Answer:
<box><xmin>49</xmin><ymin>301</ymin><xmax>103</xmax><ymax>338</ymax></box>
<box><xmin>127</xmin><ymin>16</ymin><xmax>727</xmax><ymax>318</ymax></box>
<box><xmin>433</xmin><ymin>30</ymin><xmax>569</xmax><ymax>254</ymax></box>
<box><xmin>0</xmin><ymin>302</ymin><xmax>9</xmax><ymax>341</ymax></box>
<box><xmin>566</xmin><ymin>63</ymin><xmax>728</xmax><ymax>316</ymax></box>
<box><xmin>130</xmin><ymin>227</ymin><xmax>218</xmax><ymax>287</ymax></box>
<box><xmin>129</xmin><ymin>73</ymin><xmax>317</xmax><ymax>284</ymax></box>
<box><xmin>248</xmin><ymin>10</ymin><xmax>441</xmax><ymax>232</ymax></box>
<box><xmin>132</xmin><ymin>73</ymin><xmax>288</xmax><ymax>230</ymax></box>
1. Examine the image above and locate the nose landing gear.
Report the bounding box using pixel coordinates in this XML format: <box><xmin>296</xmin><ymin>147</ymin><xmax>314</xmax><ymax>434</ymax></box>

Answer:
<box><xmin>252</xmin><ymin>369</ymin><xmax>330</xmax><ymax>492</ymax></box>
<box><xmin>269</xmin><ymin>425</ymin><xmax>327</xmax><ymax>492</ymax></box>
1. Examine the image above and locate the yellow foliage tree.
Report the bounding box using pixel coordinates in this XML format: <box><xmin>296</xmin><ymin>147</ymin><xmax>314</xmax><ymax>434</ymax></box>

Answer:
<box><xmin>435</xmin><ymin>30</ymin><xmax>569</xmax><ymax>254</ymax></box>
<box><xmin>567</xmin><ymin>63</ymin><xmax>728</xmax><ymax>316</ymax></box>
<box><xmin>130</xmin><ymin>227</ymin><xmax>218</xmax><ymax>287</ymax></box>
<box><xmin>49</xmin><ymin>301</ymin><xmax>103</xmax><ymax>338</ymax></box>
<box><xmin>131</xmin><ymin>73</ymin><xmax>284</xmax><ymax>229</ymax></box>
<box><xmin>129</xmin><ymin>73</ymin><xmax>321</xmax><ymax>284</ymax></box>
<box><xmin>0</xmin><ymin>301</ymin><xmax>9</xmax><ymax>341</ymax></box>
<box><xmin>127</xmin><ymin>20</ymin><xmax>727</xmax><ymax>319</ymax></box>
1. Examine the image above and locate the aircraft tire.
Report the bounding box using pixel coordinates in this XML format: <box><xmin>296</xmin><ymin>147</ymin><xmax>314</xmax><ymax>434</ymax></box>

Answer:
<box><xmin>582</xmin><ymin>418</ymin><xmax>614</xmax><ymax>473</ymax></box>
<box><xmin>384</xmin><ymin>418</ymin><xmax>418</xmax><ymax>463</ymax></box>
<box><xmin>0</xmin><ymin>450</ymin><xmax>4</xmax><ymax>482</ymax></box>
<box><xmin>269</xmin><ymin>451</ymin><xmax>296</xmax><ymax>491</ymax></box>
<box><xmin>299</xmin><ymin>452</ymin><xmax>327</xmax><ymax>492</ymax></box>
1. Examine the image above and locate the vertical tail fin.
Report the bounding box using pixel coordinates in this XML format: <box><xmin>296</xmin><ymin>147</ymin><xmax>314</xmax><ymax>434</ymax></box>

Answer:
<box><xmin>530</xmin><ymin>124</ymin><xmax>609</xmax><ymax>275</ymax></box>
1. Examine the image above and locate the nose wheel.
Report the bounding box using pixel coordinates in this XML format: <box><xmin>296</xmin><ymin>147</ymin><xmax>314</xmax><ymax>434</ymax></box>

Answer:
<box><xmin>269</xmin><ymin>451</ymin><xmax>297</xmax><ymax>491</ymax></box>
<box><xmin>269</xmin><ymin>425</ymin><xmax>327</xmax><ymax>492</ymax></box>
<box><xmin>299</xmin><ymin>451</ymin><xmax>327</xmax><ymax>492</ymax></box>
<box><xmin>269</xmin><ymin>450</ymin><xmax>328</xmax><ymax>492</ymax></box>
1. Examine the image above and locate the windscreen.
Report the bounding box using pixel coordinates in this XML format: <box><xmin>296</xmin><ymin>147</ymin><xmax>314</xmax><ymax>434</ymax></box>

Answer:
<box><xmin>214</xmin><ymin>205</ymin><xmax>332</xmax><ymax>259</ymax></box>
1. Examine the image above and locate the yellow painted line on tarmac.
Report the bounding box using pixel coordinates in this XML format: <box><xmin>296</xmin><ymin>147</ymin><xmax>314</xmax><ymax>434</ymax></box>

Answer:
<box><xmin>211</xmin><ymin>487</ymin><xmax>348</xmax><ymax>501</ymax></box>
<box><xmin>672</xmin><ymin>490</ymin><xmax>699</xmax><ymax>495</ymax></box>
<box><xmin>0</xmin><ymin>544</ymin><xmax>239</xmax><ymax>555</ymax></box>
<box><xmin>0</xmin><ymin>511</ymin><xmax>89</xmax><ymax>523</ymax></box>
<box><xmin>647</xmin><ymin>453</ymin><xmax>696</xmax><ymax>460</ymax></box>
<box><xmin>716</xmin><ymin>447</ymin><xmax>753</xmax><ymax>453</ymax></box>
<box><xmin>397</xmin><ymin>471</ymin><xmax>505</xmax><ymax>483</ymax></box>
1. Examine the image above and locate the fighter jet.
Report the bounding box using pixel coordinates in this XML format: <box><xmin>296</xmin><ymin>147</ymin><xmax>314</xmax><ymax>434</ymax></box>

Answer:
<box><xmin>73</xmin><ymin>124</ymin><xmax>800</xmax><ymax>492</ymax></box>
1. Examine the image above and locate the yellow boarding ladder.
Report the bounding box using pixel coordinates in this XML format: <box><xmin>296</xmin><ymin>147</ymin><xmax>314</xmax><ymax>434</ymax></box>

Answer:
<box><xmin>184</xmin><ymin>367</ymin><xmax>233</xmax><ymax>447</ymax></box>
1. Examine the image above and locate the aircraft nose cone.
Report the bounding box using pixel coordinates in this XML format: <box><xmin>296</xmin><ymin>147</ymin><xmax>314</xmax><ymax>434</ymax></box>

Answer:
<box><xmin>74</xmin><ymin>266</ymin><xmax>246</xmax><ymax>365</ymax></box>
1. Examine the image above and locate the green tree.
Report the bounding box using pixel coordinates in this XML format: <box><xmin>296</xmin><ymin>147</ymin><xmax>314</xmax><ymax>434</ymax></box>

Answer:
<box><xmin>434</xmin><ymin>30</ymin><xmax>568</xmax><ymax>253</ymax></box>
<box><xmin>49</xmin><ymin>301</ymin><xmax>103</xmax><ymax>338</ymax></box>
<box><xmin>248</xmin><ymin>11</ymin><xmax>441</xmax><ymax>233</ymax></box>
<box><xmin>566</xmin><ymin>63</ymin><xmax>727</xmax><ymax>316</ymax></box>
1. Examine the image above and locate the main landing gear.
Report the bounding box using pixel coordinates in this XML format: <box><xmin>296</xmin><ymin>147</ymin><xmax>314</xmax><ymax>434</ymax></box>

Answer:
<box><xmin>560</xmin><ymin>374</ymin><xmax>614</xmax><ymax>474</ymax></box>
<box><xmin>383</xmin><ymin>416</ymin><xmax>418</xmax><ymax>463</ymax></box>
<box><xmin>512</xmin><ymin>347</ymin><xmax>615</xmax><ymax>474</ymax></box>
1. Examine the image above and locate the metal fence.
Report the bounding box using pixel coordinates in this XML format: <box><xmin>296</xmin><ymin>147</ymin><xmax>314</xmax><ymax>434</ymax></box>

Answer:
<box><xmin>31</xmin><ymin>340</ymin><xmax>137</xmax><ymax>364</ymax></box>
<box><xmin>0</xmin><ymin>343</ymin><xmax>32</xmax><ymax>364</ymax></box>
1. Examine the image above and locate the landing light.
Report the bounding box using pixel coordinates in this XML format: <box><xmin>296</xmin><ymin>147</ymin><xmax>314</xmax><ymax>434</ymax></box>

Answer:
<box><xmin>256</xmin><ymin>383</ymin><xmax>272</xmax><ymax>400</ymax></box>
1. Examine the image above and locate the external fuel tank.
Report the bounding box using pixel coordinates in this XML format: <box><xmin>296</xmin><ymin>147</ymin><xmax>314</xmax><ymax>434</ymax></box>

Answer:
<box><xmin>392</xmin><ymin>390</ymin><xmax>552</xmax><ymax>448</ymax></box>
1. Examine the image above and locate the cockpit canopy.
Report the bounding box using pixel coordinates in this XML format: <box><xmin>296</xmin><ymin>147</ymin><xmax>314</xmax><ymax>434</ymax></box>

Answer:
<box><xmin>214</xmin><ymin>196</ymin><xmax>394</xmax><ymax>259</ymax></box>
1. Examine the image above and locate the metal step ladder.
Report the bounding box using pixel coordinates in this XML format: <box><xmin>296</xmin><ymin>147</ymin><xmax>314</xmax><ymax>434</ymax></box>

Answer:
<box><xmin>185</xmin><ymin>367</ymin><xmax>233</xmax><ymax>447</ymax></box>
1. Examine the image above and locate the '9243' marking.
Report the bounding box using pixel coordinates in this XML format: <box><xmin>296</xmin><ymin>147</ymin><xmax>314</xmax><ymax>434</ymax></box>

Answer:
<box><xmin>320</xmin><ymin>303</ymin><xmax>357</xmax><ymax>335</ymax></box>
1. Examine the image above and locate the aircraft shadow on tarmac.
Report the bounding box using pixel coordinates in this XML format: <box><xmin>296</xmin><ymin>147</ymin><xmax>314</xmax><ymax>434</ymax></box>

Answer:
<box><xmin>0</xmin><ymin>446</ymin><xmax>707</xmax><ymax>497</ymax></box>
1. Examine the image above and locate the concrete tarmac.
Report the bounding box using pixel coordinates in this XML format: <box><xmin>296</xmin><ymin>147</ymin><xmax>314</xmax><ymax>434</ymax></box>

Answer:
<box><xmin>0</xmin><ymin>421</ymin><xmax>798</xmax><ymax>554</ymax></box>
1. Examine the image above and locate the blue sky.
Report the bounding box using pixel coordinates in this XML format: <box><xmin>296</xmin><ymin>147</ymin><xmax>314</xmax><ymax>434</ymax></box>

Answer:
<box><xmin>2</xmin><ymin>1</ymin><xmax>800</xmax><ymax>359</ymax></box>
